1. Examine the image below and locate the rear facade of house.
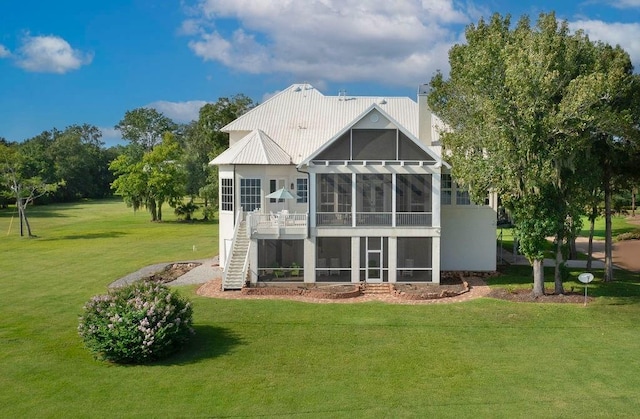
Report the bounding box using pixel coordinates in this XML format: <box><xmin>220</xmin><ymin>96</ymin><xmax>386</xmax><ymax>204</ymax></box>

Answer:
<box><xmin>211</xmin><ymin>84</ymin><xmax>497</xmax><ymax>290</ymax></box>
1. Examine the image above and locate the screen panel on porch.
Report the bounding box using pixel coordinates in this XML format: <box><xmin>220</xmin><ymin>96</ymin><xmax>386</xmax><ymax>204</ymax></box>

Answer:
<box><xmin>351</xmin><ymin>129</ymin><xmax>396</xmax><ymax>160</ymax></box>
<box><xmin>317</xmin><ymin>174</ymin><xmax>352</xmax><ymax>226</ymax></box>
<box><xmin>258</xmin><ymin>239</ymin><xmax>304</xmax><ymax>282</ymax></box>
<box><xmin>396</xmin><ymin>174</ymin><xmax>432</xmax><ymax>226</ymax></box>
<box><xmin>356</xmin><ymin>174</ymin><xmax>392</xmax><ymax>226</ymax></box>
<box><xmin>397</xmin><ymin>237</ymin><xmax>433</xmax><ymax>282</ymax></box>
<box><xmin>316</xmin><ymin>237</ymin><xmax>351</xmax><ymax>282</ymax></box>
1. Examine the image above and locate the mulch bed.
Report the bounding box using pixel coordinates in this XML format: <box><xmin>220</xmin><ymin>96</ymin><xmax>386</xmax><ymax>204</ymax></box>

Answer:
<box><xmin>146</xmin><ymin>262</ymin><xmax>202</xmax><ymax>283</ymax></box>
<box><xmin>487</xmin><ymin>287</ymin><xmax>593</xmax><ymax>304</ymax></box>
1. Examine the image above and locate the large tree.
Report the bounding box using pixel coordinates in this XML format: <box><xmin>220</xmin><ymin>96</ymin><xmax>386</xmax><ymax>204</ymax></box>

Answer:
<box><xmin>48</xmin><ymin>125</ymin><xmax>115</xmax><ymax>200</ymax></box>
<box><xmin>197</xmin><ymin>94</ymin><xmax>254</xmax><ymax>154</ymax></box>
<box><xmin>179</xmin><ymin>95</ymin><xmax>254</xmax><ymax>215</ymax></box>
<box><xmin>428</xmin><ymin>13</ymin><xmax>634</xmax><ymax>296</ymax></box>
<box><xmin>115</xmin><ymin>108</ymin><xmax>177</xmax><ymax>151</ymax></box>
<box><xmin>575</xmin><ymin>44</ymin><xmax>640</xmax><ymax>281</ymax></box>
<box><xmin>110</xmin><ymin>134</ymin><xmax>185</xmax><ymax>221</ymax></box>
<box><xmin>0</xmin><ymin>144</ymin><xmax>59</xmax><ymax>237</ymax></box>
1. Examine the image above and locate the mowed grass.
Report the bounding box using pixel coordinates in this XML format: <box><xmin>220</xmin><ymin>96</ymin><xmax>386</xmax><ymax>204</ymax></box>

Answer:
<box><xmin>2</xmin><ymin>200</ymin><xmax>640</xmax><ymax>417</ymax></box>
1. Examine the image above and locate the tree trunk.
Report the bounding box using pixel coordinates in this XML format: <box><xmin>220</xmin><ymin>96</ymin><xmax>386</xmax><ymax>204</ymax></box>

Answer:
<box><xmin>569</xmin><ymin>235</ymin><xmax>578</xmax><ymax>260</ymax></box>
<box><xmin>532</xmin><ymin>259</ymin><xmax>545</xmax><ymax>297</ymax></box>
<box><xmin>604</xmin><ymin>176</ymin><xmax>614</xmax><ymax>282</ymax></box>
<box><xmin>148</xmin><ymin>199</ymin><xmax>157</xmax><ymax>221</ymax></box>
<box><xmin>23</xmin><ymin>208</ymin><xmax>34</xmax><ymax>237</ymax></box>
<box><xmin>17</xmin><ymin>200</ymin><xmax>25</xmax><ymax>237</ymax></box>
<box><xmin>587</xmin><ymin>214</ymin><xmax>596</xmax><ymax>270</ymax></box>
<box><xmin>157</xmin><ymin>201</ymin><xmax>163</xmax><ymax>221</ymax></box>
<box><xmin>554</xmin><ymin>235</ymin><xmax>565</xmax><ymax>294</ymax></box>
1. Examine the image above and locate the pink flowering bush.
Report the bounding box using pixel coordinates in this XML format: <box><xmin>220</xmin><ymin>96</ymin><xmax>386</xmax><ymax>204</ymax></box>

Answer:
<box><xmin>78</xmin><ymin>281</ymin><xmax>194</xmax><ymax>363</ymax></box>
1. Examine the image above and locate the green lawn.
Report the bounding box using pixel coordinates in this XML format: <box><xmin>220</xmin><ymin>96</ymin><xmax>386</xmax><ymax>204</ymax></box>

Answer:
<box><xmin>580</xmin><ymin>215</ymin><xmax>640</xmax><ymax>240</ymax></box>
<box><xmin>497</xmin><ymin>215</ymin><xmax>640</xmax><ymax>259</ymax></box>
<box><xmin>2</xmin><ymin>200</ymin><xmax>640</xmax><ymax>417</ymax></box>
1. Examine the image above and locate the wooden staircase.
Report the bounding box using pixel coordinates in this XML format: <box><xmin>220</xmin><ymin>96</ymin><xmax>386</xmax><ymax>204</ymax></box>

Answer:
<box><xmin>362</xmin><ymin>283</ymin><xmax>393</xmax><ymax>294</ymax></box>
<box><xmin>222</xmin><ymin>220</ymin><xmax>249</xmax><ymax>290</ymax></box>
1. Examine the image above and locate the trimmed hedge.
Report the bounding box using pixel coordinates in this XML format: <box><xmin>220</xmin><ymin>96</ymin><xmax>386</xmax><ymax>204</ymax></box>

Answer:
<box><xmin>78</xmin><ymin>281</ymin><xmax>194</xmax><ymax>363</ymax></box>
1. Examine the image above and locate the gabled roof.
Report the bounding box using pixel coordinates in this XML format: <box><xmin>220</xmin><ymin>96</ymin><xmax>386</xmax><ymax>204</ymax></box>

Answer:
<box><xmin>209</xmin><ymin>129</ymin><xmax>291</xmax><ymax>165</ymax></box>
<box><xmin>298</xmin><ymin>104</ymin><xmax>446</xmax><ymax>167</ymax></box>
<box><xmin>222</xmin><ymin>84</ymin><xmax>426</xmax><ymax>164</ymax></box>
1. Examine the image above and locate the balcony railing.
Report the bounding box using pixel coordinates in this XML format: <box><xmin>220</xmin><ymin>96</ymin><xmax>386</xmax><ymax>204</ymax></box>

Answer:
<box><xmin>247</xmin><ymin>211</ymin><xmax>308</xmax><ymax>237</ymax></box>
<box><xmin>316</xmin><ymin>211</ymin><xmax>433</xmax><ymax>227</ymax></box>
<box><xmin>396</xmin><ymin>212</ymin><xmax>432</xmax><ymax>226</ymax></box>
<box><xmin>316</xmin><ymin>212</ymin><xmax>352</xmax><ymax>226</ymax></box>
<box><xmin>356</xmin><ymin>212</ymin><xmax>392</xmax><ymax>226</ymax></box>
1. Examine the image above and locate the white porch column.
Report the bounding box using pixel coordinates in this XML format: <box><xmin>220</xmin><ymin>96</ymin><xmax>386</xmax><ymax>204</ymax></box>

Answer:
<box><xmin>432</xmin><ymin>172</ymin><xmax>441</xmax><ymax>228</ymax></box>
<box><xmin>309</xmin><ymin>172</ymin><xmax>316</xmax><ymax>228</ymax></box>
<box><xmin>432</xmin><ymin>236</ymin><xmax>441</xmax><ymax>284</ymax></box>
<box><xmin>351</xmin><ymin>236</ymin><xmax>360</xmax><ymax>283</ymax></box>
<box><xmin>249</xmin><ymin>239</ymin><xmax>258</xmax><ymax>284</ymax></box>
<box><xmin>352</xmin><ymin>172</ymin><xmax>357</xmax><ymax>227</ymax></box>
<box><xmin>388</xmin><ymin>236</ymin><xmax>397</xmax><ymax>283</ymax></box>
<box><xmin>304</xmin><ymin>236</ymin><xmax>316</xmax><ymax>283</ymax></box>
<box><xmin>391</xmin><ymin>173</ymin><xmax>397</xmax><ymax>227</ymax></box>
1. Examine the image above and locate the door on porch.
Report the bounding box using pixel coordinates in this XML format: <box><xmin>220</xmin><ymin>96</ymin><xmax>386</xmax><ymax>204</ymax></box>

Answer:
<box><xmin>360</xmin><ymin>237</ymin><xmax>388</xmax><ymax>283</ymax></box>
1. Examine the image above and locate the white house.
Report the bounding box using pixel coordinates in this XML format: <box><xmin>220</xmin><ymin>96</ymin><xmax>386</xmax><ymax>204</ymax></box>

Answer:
<box><xmin>210</xmin><ymin>84</ymin><xmax>497</xmax><ymax>290</ymax></box>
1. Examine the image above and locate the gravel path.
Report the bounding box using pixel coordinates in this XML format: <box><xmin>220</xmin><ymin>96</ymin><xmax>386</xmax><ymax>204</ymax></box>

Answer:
<box><xmin>109</xmin><ymin>256</ymin><xmax>222</xmax><ymax>288</ymax></box>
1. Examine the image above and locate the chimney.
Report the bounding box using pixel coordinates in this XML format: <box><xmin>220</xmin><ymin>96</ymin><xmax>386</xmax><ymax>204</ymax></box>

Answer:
<box><xmin>417</xmin><ymin>83</ymin><xmax>432</xmax><ymax>146</ymax></box>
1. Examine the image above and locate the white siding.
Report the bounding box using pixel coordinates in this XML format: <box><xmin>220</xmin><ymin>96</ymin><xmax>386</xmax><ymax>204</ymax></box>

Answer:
<box><xmin>218</xmin><ymin>166</ymin><xmax>235</xmax><ymax>268</ymax></box>
<box><xmin>441</xmin><ymin>207</ymin><xmax>497</xmax><ymax>271</ymax></box>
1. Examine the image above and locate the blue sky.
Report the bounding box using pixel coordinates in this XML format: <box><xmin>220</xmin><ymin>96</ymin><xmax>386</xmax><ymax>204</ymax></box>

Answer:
<box><xmin>1</xmin><ymin>0</ymin><xmax>639</xmax><ymax>146</ymax></box>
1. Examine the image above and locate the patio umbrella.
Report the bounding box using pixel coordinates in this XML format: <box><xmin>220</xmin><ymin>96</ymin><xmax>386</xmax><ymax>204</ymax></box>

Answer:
<box><xmin>266</xmin><ymin>187</ymin><xmax>300</xmax><ymax>210</ymax></box>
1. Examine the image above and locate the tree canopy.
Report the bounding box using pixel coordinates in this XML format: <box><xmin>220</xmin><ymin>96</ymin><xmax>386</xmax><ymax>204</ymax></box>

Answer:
<box><xmin>429</xmin><ymin>12</ymin><xmax>640</xmax><ymax>295</ymax></box>
<box><xmin>115</xmin><ymin>108</ymin><xmax>178</xmax><ymax>151</ymax></box>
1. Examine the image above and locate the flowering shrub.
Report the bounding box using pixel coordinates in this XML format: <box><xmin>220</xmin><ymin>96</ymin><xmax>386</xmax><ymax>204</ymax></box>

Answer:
<box><xmin>78</xmin><ymin>281</ymin><xmax>194</xmax><ymax>363</ymax></box>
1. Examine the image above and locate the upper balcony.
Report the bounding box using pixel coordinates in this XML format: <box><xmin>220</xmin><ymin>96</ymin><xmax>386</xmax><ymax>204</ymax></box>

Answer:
<box><xmin>316</xmin><ymin>212</ymin><xmax>432</xmax><ymax>227</ymax></box>
<box><xmin>247</xmin><ymin>210</ymin><xmax>308</xmax><ymax>238</ymax></box>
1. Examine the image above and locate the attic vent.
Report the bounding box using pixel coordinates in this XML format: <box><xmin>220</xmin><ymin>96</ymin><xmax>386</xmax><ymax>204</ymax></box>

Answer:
<box><xmin>294</xmin><ymin>86</ymin><xmax>302</xmax><ymax>92</ymax></box>
<box><xmin>338</xmin><ymin>89</ymin><xmax>346</xmax><ymax>101</ymax></box>
<box><xmin>378</xmin><ymin>97</ymin><xmax>387</xmax><ymax>105</ymax></box>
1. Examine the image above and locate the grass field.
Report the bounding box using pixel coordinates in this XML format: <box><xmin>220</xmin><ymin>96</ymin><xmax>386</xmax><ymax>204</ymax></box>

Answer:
<box><xmin>497</xmin><ymin>215</ymin><xmax>640</xmax><ymax>259</ymax></box>
<box><xmin>2</xmin><ymin>199</ymin><xmax>640</xmax><ymax>417</ymax></box>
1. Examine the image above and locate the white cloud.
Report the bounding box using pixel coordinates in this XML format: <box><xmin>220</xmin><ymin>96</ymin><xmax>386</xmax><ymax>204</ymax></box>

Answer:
<box><xmin>183</xmin><ymin>0</ymin><xmax>476</xmax><ymax>87</ymax></box>
<box><xmin>15</xmin><ymin>34</ymin><xmax>93</xmax><ymax>74</ymax></box>
<box><xmin>145</xmin><ymin>100</ymin><xmax>209</xmax><ymax>123</ymax></box>
<box><xmin>0</xmin><ymin>44</ymin><xmax>10</xmax><ymax>58</ymax></box>
<box><xmin>604</xmin><ymin>0</ymin><xmax>640</xmax><ymax>8</ymax></box>
<box><xmin>98</xmin><ymin>127</ymin><xmax>124</xmax><ymax>147</ymax></box>
<box><xmin>570</xmin><ymin>19</ymin><xmax>640</xmax><ymax>69</ymax></box>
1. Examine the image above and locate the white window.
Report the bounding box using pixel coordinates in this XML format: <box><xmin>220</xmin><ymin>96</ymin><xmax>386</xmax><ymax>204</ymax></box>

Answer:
<box><xmin>221</xmin><ymin>178</ymin><xmax>233</xmax><ymax>211</ymax></box>
<box><xmin>441</xmin><ymin>174</ymin><xmax>452</xmax><ymax>205</ymax></box>
<box><xmin>456</xmin><ymin>187</ymin><xmax>471</xmax><ymax>205</ymax></box>
<box><xmin>269</xmin><ymin>179</ymin><xmax>285</xmax><ymax>203</ymax></box>
<box><xmin>296</xmin><ymin>178</ymin><xmax>308</xmax><ymax>203</ymax></box>
<box><xmin>240</xmin><ymin>178</ymin><xmax>261</xmax><ymax>212</ymax></box>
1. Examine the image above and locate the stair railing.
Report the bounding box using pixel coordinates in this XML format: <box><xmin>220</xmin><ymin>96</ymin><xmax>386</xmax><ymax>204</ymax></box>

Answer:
<box><xmin>241</xmin><ymin>240</ymin><xmax>252</xmax><ymax>287</ymax></box>
<box><xmin>222</xmin><ymin>208</ymin><xmax>244</xmax><ymax>286</ymax></box>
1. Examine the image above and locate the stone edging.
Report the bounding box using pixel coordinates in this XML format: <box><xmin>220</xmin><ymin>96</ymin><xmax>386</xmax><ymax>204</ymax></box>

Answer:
<box><xmin>393</xmin><ymin>281</ymin><xmax>470</xmax><ymax>301</ymax></box>
<box><xmin>240</xmin><ymin>280</ymin><xmax>475</xmax><ymax>301</ymax></box>
<box><xmin>242</xmin><ymin>284</ymin><xmax>362</xmax><ymax>299</ymax></box>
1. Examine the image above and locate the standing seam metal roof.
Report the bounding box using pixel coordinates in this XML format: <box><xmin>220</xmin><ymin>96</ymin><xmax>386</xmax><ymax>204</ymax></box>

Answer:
<box><xmin>220</xmin><ymin>84</ymin><xmax>439</xmax><ymax>165</ymax></box>
<box><xmin>209</xmin><ymin>129</ymin><xmax>291</xmax><ymax>165</ymax></box>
